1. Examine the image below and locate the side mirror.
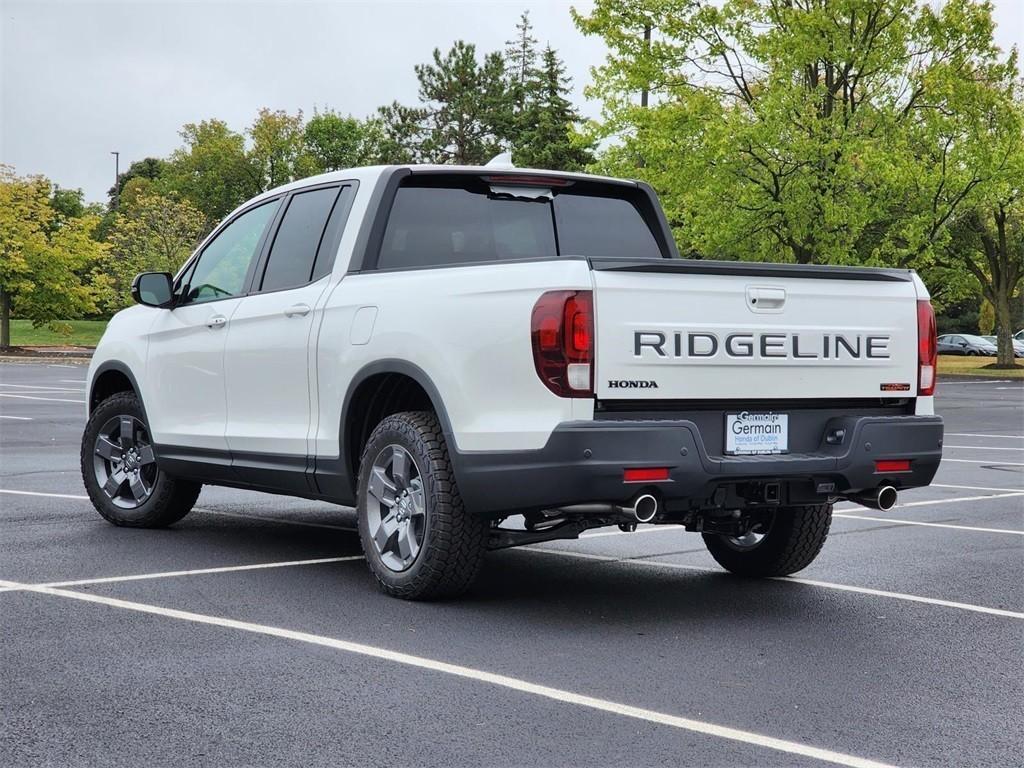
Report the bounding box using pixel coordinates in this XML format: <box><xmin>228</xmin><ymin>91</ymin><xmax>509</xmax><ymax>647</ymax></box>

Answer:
<box><xmin>131</xmin><ymin>272</ymin><xmax>174</xmax><ymax>308</ymax></box>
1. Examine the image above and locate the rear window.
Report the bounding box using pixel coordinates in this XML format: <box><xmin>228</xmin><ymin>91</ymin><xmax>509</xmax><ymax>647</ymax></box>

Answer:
<box><xmin>377</xmin><ymin>176</ymin><xmax>664</xmax><ymax>270</ymax></box>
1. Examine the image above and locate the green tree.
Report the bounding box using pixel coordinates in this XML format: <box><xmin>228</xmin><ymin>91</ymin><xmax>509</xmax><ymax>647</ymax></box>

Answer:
<box><xmin>502</xmin><ymin>10</ymin><xmax>540</xmax><ymax>141</ymax></box>
<box><xmin>0</xmin><ymin>166</ymin><xmax>104</xmax><ymax>349</ymax></box>
<box><xmin>574</xmin><ymin>0</ymin><xmax>1015</xmax><ymax>268</ymax></box>
<box><xmin>92</xmin><ymin>192</ymin><xmax>205</xmax><ymax>314</ymax></box>
<box><xmin>362</xmin><ymin>102</ymin><xmax>429</xmax><ymax>164</ymax></box>
<box><xmin>515</xmin><ymin>46</ymin><xmax>595</xmax><ymax>171</ymax></box>
<box><xmin>416</xmin><ymin>41</ymin><xmax>509</xmax><ymax>164</ymax></box>
<box><xmin>166</xmin><ymin>119</ymin><xmax>261</xmax><ymax>226</ymax></box>
<box><xmin>248</xmin><ymin>108</ymin><xmax>318</xmax><ymax>190</ymax></box>
<box><xmin>304</xmin><ymin>110</ymin><xmax>367</xmax><ymax>171</ymax></box>
<box><xmin>108</xmin><ymin>157</ymin><xmax>168</xmax><ymax>209</ymax></box>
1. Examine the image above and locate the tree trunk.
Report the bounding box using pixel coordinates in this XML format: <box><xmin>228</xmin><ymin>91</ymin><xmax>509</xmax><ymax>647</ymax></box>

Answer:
<box><xmin>994</xmin><ymin>292</ymin><xmax>1016</xmax><ymax>368</ymax></box>
<box><xmin>0</xmin><ymin>287</ymin><xmax>10</xmax><ymax>351</ymax></box>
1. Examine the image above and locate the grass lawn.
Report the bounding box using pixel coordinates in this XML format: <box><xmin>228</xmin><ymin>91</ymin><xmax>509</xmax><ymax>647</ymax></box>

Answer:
<box><xmin>938</xmin><ymin>354</ymin><xmax>1024</xmax><ymax>378</ymax></box>
<box><xmin>7</xmin><ymin>319</ymin><xmax>108</xmax><ymax>347</ymax></box>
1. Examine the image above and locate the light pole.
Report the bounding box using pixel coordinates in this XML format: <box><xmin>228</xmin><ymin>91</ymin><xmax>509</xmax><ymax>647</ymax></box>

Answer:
<box><xmin>111</xmin><ymin>151</ymin><xmax>120</xmax><ymax>209</ymax></box>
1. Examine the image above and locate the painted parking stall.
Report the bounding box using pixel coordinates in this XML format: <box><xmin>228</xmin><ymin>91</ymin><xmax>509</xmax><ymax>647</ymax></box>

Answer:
<box><xmin>1</xmin><ymin>362</ymin><xmax>1022</xmax><ymax>767</ymax></box>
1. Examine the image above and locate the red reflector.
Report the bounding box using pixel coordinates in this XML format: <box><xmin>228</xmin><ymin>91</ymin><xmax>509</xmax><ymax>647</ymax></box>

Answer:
<box><xmin>875</xmin><ymin>460</ymin><xmax>911</xmax><ymax>473</ymax></box>
<box><xmin>624</xmin><ymin>467</ymin><xmax>670</xmax><ymax>482</ymax></box>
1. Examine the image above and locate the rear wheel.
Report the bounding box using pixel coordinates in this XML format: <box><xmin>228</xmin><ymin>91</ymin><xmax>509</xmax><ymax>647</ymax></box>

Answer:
<box><xmin>702</xmin><ymin>503</ymin><xmax>832</xmax><ymax>577</ymax></box>
<box><xmin>356</xmin><ymin>411</ymin><xmax>487</xmax><ymax>600</ymax></box>
<box><xmin>81</xmin><ymin>392</ymin><xmax>200</xmax><ymax>528</ymax></box>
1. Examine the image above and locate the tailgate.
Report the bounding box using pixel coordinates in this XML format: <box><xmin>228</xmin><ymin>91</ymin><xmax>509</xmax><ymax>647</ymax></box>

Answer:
<box><xmin>592</xmin><ymin>263</ymin><xmax>919</xmax><ymax>401</ymax></box>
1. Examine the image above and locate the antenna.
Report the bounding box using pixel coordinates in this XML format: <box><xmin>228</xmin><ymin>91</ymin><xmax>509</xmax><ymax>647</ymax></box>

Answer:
<box><xmin>485</xmin><ymin>151</ymin><xmax>515</xmax><ymax>168</ymax></box>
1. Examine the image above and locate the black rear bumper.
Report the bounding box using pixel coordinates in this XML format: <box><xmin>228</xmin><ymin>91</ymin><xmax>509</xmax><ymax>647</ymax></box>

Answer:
<box><xmin>454</xmin><ymin>414</ymin><xmax>943</xmax><ymax>517</ymax></box>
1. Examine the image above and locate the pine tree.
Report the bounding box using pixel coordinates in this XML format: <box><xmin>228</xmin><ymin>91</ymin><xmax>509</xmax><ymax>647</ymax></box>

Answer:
<box><xmin>415</xmin><ymin>42</ymin><xmax>508</xmax><ymax>164</ymax></box>
<box><xmin>515</xmin><ymin>46</ymin><xmax>594</xmax><ymax>171</ymax></box>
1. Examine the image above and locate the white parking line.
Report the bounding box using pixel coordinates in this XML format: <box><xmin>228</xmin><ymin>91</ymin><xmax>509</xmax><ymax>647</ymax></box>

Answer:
<box><xmin>526</xmin><ymin>549</ymin><xmax>1024</xmax><ymax>619</ymax></box>
<box><xmin>584</xmin><ymin>492</ymin><xmax>1024</xmax><ymax>541</ymax></box>
<box><xmin>933</xmin><ymin>482</ymin><xmax>1024</xmax><ymax>493</ymax></box>
<box><xmin>0</xmin><ymin>556</ymin><xmax>364</xmax><ymax>591</ymax></box>
<box><xmin>0</xmin><ymin>414</ymin><xmax>32</xmax><ymax>421</ymax></box>
<box><xmin>946</xmin><ymin>433</ymin><xmax>1024</xmax><ymax>440</ymax></box>
<box><xmin>0</xmin><ymin>489</ymin><xmax>354</xmax><ymax>531</ymax></box>
<box><xmin>59</xmin><ymin>379</ymin><xmax>86</xmax><ymax>384</ymax></box>
<box><xmin>46</xmin><ymin>364</ymin><xmax>79</xmax><ymax>369</ymax></box>
<box><xmin>2</xmin><ymin>487</ymin><xmax>1019</xmax><ymax>617</ymax></box>
<box><xmin>0</xmin><ymin>393</ymin><xmax>85</xmax><ymax>404</ymax></box>
<box><xmin>0</xmin><ymin>578</ymin><xmax>899</xmax><ymax>768</ymax></box>
<box><xmin>0</xmin><ymin>488</ymin><xmax>88</xmax><ymax>500</ymax></box>
<box><xmin>832</xmin><ymin>513</ymin><xmax>1024</xmax><ymax>535</ymax></box>
<box><xmin>942</xmin><ymin>458</ymin><xmax>1024</xmax><ymax>466</ymax></box>
<box><xmin>836</xmin><ymin>491</ymin><xmax>1024</xmax><ymax>509</ymax></box>
<box><xmin>945</xmin><ymin>445</ymin><xmax>1024</xmax><ymax>451</ymax></box>
<box><xmin>0</xmin><ymin>383</ymin><xmax>85</xmax><ymax>392</ymax></box>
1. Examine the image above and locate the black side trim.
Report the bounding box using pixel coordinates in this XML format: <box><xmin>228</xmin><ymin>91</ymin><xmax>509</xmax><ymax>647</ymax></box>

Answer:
<box><xmin>154</xmin><ymin>444</ymin><xmax>324</xmax><ymax>501</ymax></box>
<box><xmin>588</xmin><ymin>257</ymin><xmax>915</xmax><ymax>282</ymax></box>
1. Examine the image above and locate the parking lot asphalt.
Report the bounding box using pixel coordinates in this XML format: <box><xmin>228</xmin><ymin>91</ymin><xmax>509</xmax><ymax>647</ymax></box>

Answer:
<box><xmin>1</xmin><ymin>361</ymin><xmax>1022</xmax><ymax>767</ymax></box>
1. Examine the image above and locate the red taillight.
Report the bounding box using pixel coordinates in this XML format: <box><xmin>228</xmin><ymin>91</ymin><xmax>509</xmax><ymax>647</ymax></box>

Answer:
<box><xmin>531</xmin><ymin>290</ymin><xmax>594</xmax><ymax>397</ymax></box>
<box><xmin>875</xmin><ymin>459</ymin><xmax>911</xmax><ymax>473</ymax></box>
<box><xmin>917</xmin><ymin>299</ymin><xmax>937</xmax><ymax>396</ymax></box>
<box><xmin>624</xmin><ymin>467</ymin><xmax>670</xmax><ymax>482</ymax></box>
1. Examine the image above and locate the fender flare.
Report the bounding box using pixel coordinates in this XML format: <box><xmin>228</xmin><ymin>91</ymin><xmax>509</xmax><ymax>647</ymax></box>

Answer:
<box><xmin>88</xmin><ymin>360</ymin><xmax>147</xmax><ymax>420</ymax></box>
<box><xmin>339</xmin><ymin>358</ymin><xmax>457</xmax><ymax>450</ymax></box>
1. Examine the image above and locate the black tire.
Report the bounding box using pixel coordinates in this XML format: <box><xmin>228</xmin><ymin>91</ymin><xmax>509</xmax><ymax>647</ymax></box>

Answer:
<box><xmin>81</xmin><ymin>392</ymin><xmax>201</xmax><ymax>528</ymax></box>
<box><xmin>702</xmin><ymin>504</ymin><xmax>832</xmax><ymax>577</ymax></box>
<box><xmin>356</xmin><ymin>411</ymin><xmax>487</xmax><ymax>600</ymax></box>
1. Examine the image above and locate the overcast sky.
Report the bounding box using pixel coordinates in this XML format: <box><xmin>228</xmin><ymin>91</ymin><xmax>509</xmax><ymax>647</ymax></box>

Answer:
<box><xmin>2</xmin><ymin>0</ymin><xmax>1021</xmax><ymax>204</ymax></box>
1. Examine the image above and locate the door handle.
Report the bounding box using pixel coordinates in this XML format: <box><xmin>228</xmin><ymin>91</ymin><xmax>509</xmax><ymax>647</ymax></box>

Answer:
<box><xmin>284</xmin><ymin>303</ymin><xmax>311</xmax><ymax>318</ymax></box>
<box><xmin>206</xmin><ymin>314</ymin><xmax>227</xmax><ymax>329</ymax></box>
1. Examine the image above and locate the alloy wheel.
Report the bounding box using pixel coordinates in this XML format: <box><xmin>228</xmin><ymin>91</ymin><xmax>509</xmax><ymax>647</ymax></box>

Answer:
<box><xmin>365</xmin><ymin>444</ymin><xmax>426</xmax><ymax>572</ymax></box>
<box><xmin>93</xmin><ymin>415</ymin><xmax>158</xmax><ymax>509</ymax></box>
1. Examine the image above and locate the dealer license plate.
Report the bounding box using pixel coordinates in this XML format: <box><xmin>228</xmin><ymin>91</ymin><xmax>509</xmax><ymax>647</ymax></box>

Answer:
<box><xmin>725</xmin><ymin>412</ymin><xmax>789</xmax><ymax>455</ymax></box>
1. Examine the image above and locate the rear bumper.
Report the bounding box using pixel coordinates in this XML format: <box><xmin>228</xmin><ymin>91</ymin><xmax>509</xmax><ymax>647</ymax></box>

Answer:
<box><xmin>454</xmin><ymin>415</ymin><xmax>943</xmax><ymax>517</ymax></box>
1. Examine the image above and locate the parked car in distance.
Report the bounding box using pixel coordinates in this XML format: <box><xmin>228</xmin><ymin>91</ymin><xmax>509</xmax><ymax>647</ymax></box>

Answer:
<box><xmin>980</xmin><ymin>335</ymin><xmax>1024</xmax><ymax>357</ymax></box>
<box><xmin>1015</xmin><ymin>329</ymin><xmax>1024</xmax><ymax>342</ymax></box>
<box><xmin>937</xmin><ymin>334</ymin><xmax>998</xmax><ymax>356</ymax></box>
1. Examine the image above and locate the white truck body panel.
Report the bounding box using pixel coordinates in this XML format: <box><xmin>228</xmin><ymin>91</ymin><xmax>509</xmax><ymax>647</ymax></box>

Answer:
<box><xmin>592</xmin><ymin>271</ymin><xmax>920</xmax><ymax>402</ymax></box>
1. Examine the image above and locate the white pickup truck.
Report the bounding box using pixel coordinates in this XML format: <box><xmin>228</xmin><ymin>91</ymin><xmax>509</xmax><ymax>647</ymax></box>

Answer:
<box><xmin>82</xmin><ymin>164</ymin><xmax>943</xmax><ymax>599</ymax></box>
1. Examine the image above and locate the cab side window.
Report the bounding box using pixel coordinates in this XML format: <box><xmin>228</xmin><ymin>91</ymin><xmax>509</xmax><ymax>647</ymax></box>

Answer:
<box><xmin>259</xmin><ymin>187</ymin><xmax>340</xmax><ymax>292</ymax></box>
<box><xmin>183</xmin><ymin>200</ymin><xmax>279</xmax><ymax>304</ymax></box>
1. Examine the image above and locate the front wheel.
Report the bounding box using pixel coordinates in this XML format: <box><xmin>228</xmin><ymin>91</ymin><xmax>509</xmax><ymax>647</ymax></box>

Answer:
<box><xmin>81</xmin><ymin>392</ymin><xmax>201</xmax><ymax>528</ymax></box>
<box><xmin>356</xmin><ymin>411</ymin><xmax>487</xmax><ymax>600</ymax></box>
<box><xmin>702</xmin><ymin>504</ymin><xmax>832</xmax><ymax>577</ymax></box>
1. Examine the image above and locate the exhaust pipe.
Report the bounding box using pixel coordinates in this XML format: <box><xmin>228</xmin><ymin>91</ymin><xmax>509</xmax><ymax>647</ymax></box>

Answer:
<box><xmin>550</xmin><ymin>493</ymin><xmax>661</xmax><ymax>523</ymax></box>
<box><xmin>632</xmin><ymin>494</ymin><xmax>659</xmax><ymax>523</ymax></box>
<box><xmin>847</xmin><ymin>485</ymin><xmax>898</xmax><ymax>512</ymax></box>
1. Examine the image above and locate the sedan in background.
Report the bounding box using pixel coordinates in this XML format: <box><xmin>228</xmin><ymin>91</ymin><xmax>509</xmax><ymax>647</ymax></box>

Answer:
<box><xmin>981</xmin><ymin>335</ymin><xmax>1024</xmax><ymax>357</ymax></box>
<box><xmin>937</xmin><ymin>334</ymin><xmax>999</xmax><ymax>356</ymax></box>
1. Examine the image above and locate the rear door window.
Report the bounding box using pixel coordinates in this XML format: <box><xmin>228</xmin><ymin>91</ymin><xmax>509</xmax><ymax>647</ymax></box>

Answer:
<box><xmin>260</xmin><ymin>186</ymin><xmax>341</xmax><ymax>292</ymax></box>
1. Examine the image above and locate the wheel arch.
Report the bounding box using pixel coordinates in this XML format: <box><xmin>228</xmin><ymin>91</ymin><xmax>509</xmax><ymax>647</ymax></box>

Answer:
<box><xmin>335</xmin><ymin>359</ymin><xmax>457</xmax><ymax>497</ymax></box>
<box><xmin>89</xmin><ymin>361</ymin><xmax>145</xmax><ymax>418</ymax></box>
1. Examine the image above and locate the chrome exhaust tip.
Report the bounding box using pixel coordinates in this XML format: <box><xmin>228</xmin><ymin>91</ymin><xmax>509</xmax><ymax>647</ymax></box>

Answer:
<box><xmin>876</xmin><ymin>485</ymin><xmax>898</xmax><ymax>512</ymax></box>
<box><xmin>847</xmin><ymin>485</ymin><xmax>898</xmax><ymax>512</ymax></box>
<box><xmin>632</xmin><ymin>494</ymin><xmax>659</xmax><ymax>523</ymax></box>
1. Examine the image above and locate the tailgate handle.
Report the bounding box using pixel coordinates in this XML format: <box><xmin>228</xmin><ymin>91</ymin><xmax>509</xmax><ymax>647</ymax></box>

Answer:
<box><xmin>746</xmin><ymin>286</ymin><xmax>786</xmax><ymax>312</ymax></box>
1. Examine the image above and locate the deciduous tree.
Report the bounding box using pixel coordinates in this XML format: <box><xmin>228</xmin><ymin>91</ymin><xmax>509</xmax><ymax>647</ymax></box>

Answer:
<box><xmin>0</xmin><ymin>167</ymin><xmax>104</xmax><ymax>349</ymax></box>
<box><xmin>92</xmin><ymin>192</ymin><xmax>205</xmax><ymax>313</ymax></box>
